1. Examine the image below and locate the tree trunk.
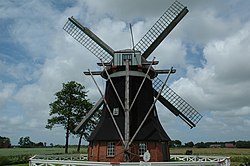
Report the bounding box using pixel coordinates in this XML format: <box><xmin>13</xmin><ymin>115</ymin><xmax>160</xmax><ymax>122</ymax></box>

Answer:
<box><xmin>77</xmin><ymin>133</ymin><xmax>83</xmax><ymax>152</ymax></box>
<box><xmin>65</xmin><ymin>128</ymin><xmax>69</xmax><ymax>153</ymax></box>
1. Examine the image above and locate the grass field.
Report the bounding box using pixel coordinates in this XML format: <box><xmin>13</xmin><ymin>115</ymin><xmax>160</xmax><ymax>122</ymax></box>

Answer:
<box><xmin>170</xmin><ymin>147</ymin><xmax>250</xmax><ymax>156</ymax></box>
<box><xmin>0</xmin><ymin>147</ymin><xmax>87</xmax><ymax>166</ymax></box>
<box><xmin>170</xmin><ymin>148</ymin><xmax>250</xmax><ymax>166</ymax></box>
<box><xmin>1</xmin><ymin>147</ymin><xmax>250</xmax><ymax>165</ymax></box>
<box><xmin>0</xmin><ymin>147</ymin><xmax>87</xmax><ymax>157</ymax></box>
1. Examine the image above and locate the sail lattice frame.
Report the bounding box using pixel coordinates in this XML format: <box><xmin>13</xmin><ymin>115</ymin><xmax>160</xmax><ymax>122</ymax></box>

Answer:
<box><xmin>63</xmin><ymin>19</ymin><xmax>113</xmax><ymax>63</ymax></box>
<box><xmin>153</xmin><ymin>77</ymin><xmax>203</xmax><ymax>127</ymax></box>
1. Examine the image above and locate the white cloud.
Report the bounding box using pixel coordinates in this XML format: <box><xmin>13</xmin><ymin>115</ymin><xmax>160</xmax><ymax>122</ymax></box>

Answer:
<box><xmin>9</xmin><ymin>116</ymin><xmax>24</xmax><ymax>126</ymax></box>
<box><xmin>0</xmin><ymin>82</ymin><xmax>16</xmax><ymax>107</ymax></box>
<box><xmin>168</xmin><ymin>16</ymin><xmax>250</xmax><ymax>142</ymax></box>
<box><xmin>173</xmin><ymin>21</ymin><xmax>250</xmax><ymax>109</ymax></box>
<box><xmin>93</xmin><ymin>18</ymin><xmax>130</xmax><ymax>50</ymax></box>
<box><xmin>0</xmin><ymin>115</ymin><xmax>25</xmax><ymax>136</ymax></box>
<box><xmin>82</xmin><ymin>0</ymin><xmax>173</xmax><ymax>21</ymax></box>
<box><xmin>1</xmin><ymin>0</ymin><xmax>250</xmax><ymax>145</ymax></box>
<box><xmin>154</xmin><ymin>39</ymin><xmax>187</xmax><ymax>69</ymax></box>
<box><xmin>204</xmin><ymin>23</ymin><xmax>250</xmax><ymax>84</ymax></box>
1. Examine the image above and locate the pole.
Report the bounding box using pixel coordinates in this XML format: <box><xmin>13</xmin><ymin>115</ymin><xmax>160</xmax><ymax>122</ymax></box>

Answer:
<box><xmin>124</xmin><ymin>59</ymin><xmax>130</xmax><ymax>161</ymax></box>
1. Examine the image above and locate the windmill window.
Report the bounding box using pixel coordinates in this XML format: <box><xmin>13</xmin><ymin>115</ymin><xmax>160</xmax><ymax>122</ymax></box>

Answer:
<box><xmin>107</xmin><ymin>142</ymin><xmax>115</xmax><ymax>157</ymax></box>
<box><xmin>122</xmin><ymin>54</ymin><xmax>132</xmax><ymax>65</ymax></box>
<box><xmin>113</xmin><ymin>107</ymin><xmax>119</xmax><ymax>116</ymax></box>
<box><xmin>123</xmin><ymin>54</ymin><xmax>132</xmax><ymax>60</ymax></box>
<box><xmin>139</xmin><ymin>142</ymin><xmax>147</xmax><ymax>157</ymax></box>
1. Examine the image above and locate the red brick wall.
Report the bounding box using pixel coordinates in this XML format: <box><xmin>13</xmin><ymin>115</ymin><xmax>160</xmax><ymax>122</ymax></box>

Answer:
<box><xmin>88</xmin><ymin>141</ymin><xmax>124</xmax><ymax>162</ymax></box>
<box><xmin>88</xmin><ymin>141</ymin><xmax>170</xmax><ymax>162</ymax></box>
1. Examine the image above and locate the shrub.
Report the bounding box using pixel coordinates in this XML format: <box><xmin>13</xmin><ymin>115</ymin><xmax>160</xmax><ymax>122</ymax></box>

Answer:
<box><xmin>232</xmin><ymin>156</ymin><xmax>250</xmax><ymax>166</ymax></box>
<box><xmin>0</xmin><ymin>156</ymin><xmax>10</xmax><ymax>165</ymax></box>
<box><xmin>241</xmin><ymin>156</ymin><xmax>250</xmax><ymax>166</ymax></box>
<box><xmin>0</xmin><ymin>155</ymin><xmax>30</xmax><ymax>165</ymax></box>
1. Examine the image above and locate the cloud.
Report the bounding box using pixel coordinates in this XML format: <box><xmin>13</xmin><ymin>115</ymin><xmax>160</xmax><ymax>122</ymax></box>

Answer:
<box><xmin>168</xmin><ymin>18</ymin><xmax>250</xmax><ymax>142</ymax></box>
<box><xmin>154</xmin><ymin>39</ymin><xmax>187</xmax><ymax>68</ymax></box>
<box><xmin>204</xmin><ymin>23</ymin><xmax>250</xmax><ymax>84</ymax></box>
<box><xmin>1</xmin><ymin>0</ymin><xmax>250</xmax><ymax>145</ymax></box>
<box><xmin>0</xmin><ymin>82</ymin><xmax>16</xmax><ymax>107</ymax></box>
<box><xmin>173</xmin><ymin>20</ymin><xmax>250</xmax><ymax>106</ymax></box>
<box><xmin>1</xmin><ymin>1</ymin><xmax>107</xmax><ymax>145</ymax></box>
<box><xmin>82</xmin><ymin>0</ymin><xmax>174</xmax><ymax>21</ymax></box>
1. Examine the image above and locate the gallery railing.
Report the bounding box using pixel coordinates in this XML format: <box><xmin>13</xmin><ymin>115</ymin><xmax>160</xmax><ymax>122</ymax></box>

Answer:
<box><xmin>29</xmin><ymin>154</ymin><xmax>230</xmax><ymax>166</ymax></box>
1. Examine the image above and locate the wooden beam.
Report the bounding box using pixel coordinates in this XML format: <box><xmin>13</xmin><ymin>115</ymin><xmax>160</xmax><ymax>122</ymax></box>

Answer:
<box><xmin>74</xmin><ymin>98</ymin><xmax>103</xmax><ymax>133</ymax></box>
<box><xmin>155</xmin><ymin>69</ymin><xmax>176</xmax><ymax>74</ymax></box>
<box><xmin>83</xmin><ymin>71</ymin><xmax>102</xmax><ymax>75</ymax></box>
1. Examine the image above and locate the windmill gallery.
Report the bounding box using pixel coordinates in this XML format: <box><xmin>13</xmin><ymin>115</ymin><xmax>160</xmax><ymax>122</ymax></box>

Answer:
<box><xmin>63</xmin><ymin>0</ymin><xmax>202</xmax><ymax>162</ymax></box>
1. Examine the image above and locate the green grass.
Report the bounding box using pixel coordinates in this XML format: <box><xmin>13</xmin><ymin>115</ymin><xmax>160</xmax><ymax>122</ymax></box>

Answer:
<box><xmin>0</xmin><ymin>147</ymin><xmax>87</xmax><ymax>165</ymax></box>
<box><xmin>0</xmin><ymin>147</ymin><xmax>87</xmax><ymax>157</ymax></box>
<box><xmin>170</xmin><ymin>148</ymin><xmax>250</xmax><ymax>166</ymax></box>
<box><xmin>170</xmin><ymin>147</ymin><xmax>250</xmax><ymax>156</ymax></box>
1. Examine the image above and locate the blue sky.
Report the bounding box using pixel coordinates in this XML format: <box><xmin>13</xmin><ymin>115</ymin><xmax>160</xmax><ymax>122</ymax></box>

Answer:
<box><xmin>1</xmin><ymin>0</ymin><xmax>250</xmax><ymax>146</ymax></box>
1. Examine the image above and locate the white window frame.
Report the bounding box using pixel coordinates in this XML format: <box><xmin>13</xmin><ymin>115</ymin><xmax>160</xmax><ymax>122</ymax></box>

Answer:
<box><xmin>139</xmin><ymin>142</ymin><xmax>147</xmax><ymax>157</ymax></box>
<box><xmin>113</xmin><ymin>107</ymin><xmax>119</xmax><ymax>116</ymax></box>
<box><xmin>107</xmin><ymin>142</ymin><xmax>115</xmax><ymax>157</ymax></box>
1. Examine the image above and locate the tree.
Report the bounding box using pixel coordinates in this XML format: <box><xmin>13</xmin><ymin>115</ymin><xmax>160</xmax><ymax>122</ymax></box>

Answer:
<box><xmin>75</xmin><ymin>108</ymin><xmax>101</xmax><ymax>152</ymax></box>
<box><xmin>0</xmin><ymin>136</ymin><xmax>11</xmax><ymax>148</ymax></box>
<box><xmin>18</xmin><ymin>136</ymin><xmax>35</xmax><ymax>147</ymax></box>
<box><xmin>170</xmin><ymin>140</ymin><xmax>182</xmax><ymax>147</ymax></box>
<box><xmin>195</xmin><ymin>142</ymin><xmax>209</xmax><ymax>148</ymax></box>
<box><xmin>185</xmin><ymin>141</ymin><xmax>194</xmax><ymax>148</ymax></box>
<box><xmin>36</xmin><ymin>142</ymin><xmax>44</xmax><ymax>147</ymax></box>
<box><xmin>46</xmin><ymin>81</ymin><xmax>98</xmax><ymax>153</ymax></box>
<box><xmin>236</xmin><ymin>141</ymin><xmax>250</xmax><ymax>148</ymax></box>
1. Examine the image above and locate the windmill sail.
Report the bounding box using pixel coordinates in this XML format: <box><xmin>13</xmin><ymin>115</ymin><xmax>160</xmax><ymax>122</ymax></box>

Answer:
<box><xmin>134</xmin><ymin>1</ymin><xmax>188</xmax><ymax>59</ymax></box>
<box><xmin>153</xmin><ymin>77</ymin><xmax>202</xmax><ymax>128</ymax></box>
<box><xmin>63</xmin><ymin>17</ymin><xmax>114</xmax><ymax>62</ymax></box>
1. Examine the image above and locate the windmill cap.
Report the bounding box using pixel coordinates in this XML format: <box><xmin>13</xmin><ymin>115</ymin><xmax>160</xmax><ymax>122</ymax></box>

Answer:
<box><xmin>114</xmin><ymin>49</ymin><xmax>141</xmax><ymax>54</ymax></box>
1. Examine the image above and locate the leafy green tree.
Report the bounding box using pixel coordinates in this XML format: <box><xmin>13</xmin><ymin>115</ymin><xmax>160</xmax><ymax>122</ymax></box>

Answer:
<box><xmin>74</xmin><ymin>107</ymin><xmax>101</xmax><ymax>152</ymax></box>
<box><xmin>236</xmin><ymin>140</ymin><xmax>250</xmax><ymax>148</ymax></box>
<box><xmin>185</xmin><ymin>141</ymin><xmax>194</xmax><ymax>148</ymax></box>
<box><xmin>46</xmin><ymin>81</ymin><xmax>98</xmax><ymax>153</ymax></box>
<box><xmin>170</xmin><ymin>140</ymin><xmax>182</xmax><ymax>147</ymax></box>
<box><xmin>18</xmin><ymin>136</ymin><xmax>35</xmax><ymax>147</ymax></box>
<box><xmin>0</xmin><ymin>136</ymin><xmax>11</xmax><ymax>148</ymax></box>
<box><xmin>195</xmin><ymin>142</ymin><xmax>209</xmax><ymax>148</ymax></box>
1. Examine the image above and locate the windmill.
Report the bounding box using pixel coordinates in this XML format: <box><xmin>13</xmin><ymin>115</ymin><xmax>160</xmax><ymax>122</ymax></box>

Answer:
<box><xmin>63</xmin><ymin>0</ymin><xmax>202</xmax><ymax>162</ymax></box>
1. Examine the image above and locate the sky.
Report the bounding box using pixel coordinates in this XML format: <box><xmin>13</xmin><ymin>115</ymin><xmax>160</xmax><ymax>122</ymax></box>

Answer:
<box><xmin>0</xmin><ymin>0</ymin><xmax>250</xmax><ymax>146</ymax></box>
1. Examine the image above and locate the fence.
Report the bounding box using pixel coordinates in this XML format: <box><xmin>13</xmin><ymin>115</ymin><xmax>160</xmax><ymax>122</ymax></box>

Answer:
<box><xmin>29</xmin><ymin>154</ymin><xmax>230</xmax><ymax>166</ymax></box>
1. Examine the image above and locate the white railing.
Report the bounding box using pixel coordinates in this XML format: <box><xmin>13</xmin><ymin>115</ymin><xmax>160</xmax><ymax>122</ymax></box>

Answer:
<box><xmin>170</xmin><ymin>155</ymin><xmax>230</xmax><ymax>166</ymax></box>
<box><xmin>30</xmin><ymin>154</ymin><xmax>88</xmax><ymax>161</ymax></box>
<box><xmin>29</xmin><ymin>154</ymin><xmax>230</xmax><ymax>166</ymax></box>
